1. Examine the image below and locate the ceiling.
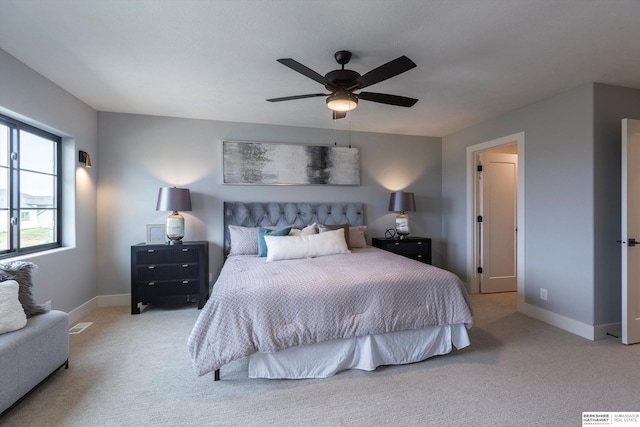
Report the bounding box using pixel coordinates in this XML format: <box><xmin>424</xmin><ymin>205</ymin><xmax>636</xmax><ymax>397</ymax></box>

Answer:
<box><xmin>2</xmin><ymin>0</ymin><xmax>640</xmax><ymax>137</ymax></box>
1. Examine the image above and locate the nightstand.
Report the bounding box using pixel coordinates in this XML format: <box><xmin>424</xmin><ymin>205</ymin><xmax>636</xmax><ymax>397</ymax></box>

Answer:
<box><xmin>130</xmin><ymin>241</ymin><xmax>209</xmax><ymax>314</ymax></box>
<box><xmin>371</xmin><ymin>237</ymin><xmax>432</xmax><ymax>264</ymax></box>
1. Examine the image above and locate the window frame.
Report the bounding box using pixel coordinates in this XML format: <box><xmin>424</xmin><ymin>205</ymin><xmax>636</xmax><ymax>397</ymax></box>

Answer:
<box><xmin>0</xmin><ymin>113</ymin><xmax>62</xmax><ymax>258</ymax></box>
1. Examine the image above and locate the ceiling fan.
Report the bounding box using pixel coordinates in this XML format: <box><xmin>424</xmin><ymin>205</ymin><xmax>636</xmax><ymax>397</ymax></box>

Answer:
<box><xmin>266</xmin><ymin>50</ymin><xmax>418</xmax><ymax>119</ymax></box>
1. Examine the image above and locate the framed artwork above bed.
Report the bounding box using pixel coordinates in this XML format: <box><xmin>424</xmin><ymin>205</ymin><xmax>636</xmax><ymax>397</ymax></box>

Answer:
<box><xmin>223</xmin><ymin>141</ymin><xmax>360</xmax><ymax>185</ymax></box>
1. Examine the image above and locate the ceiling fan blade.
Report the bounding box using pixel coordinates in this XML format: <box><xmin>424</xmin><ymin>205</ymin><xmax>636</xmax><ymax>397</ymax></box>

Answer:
<box><xmin>332</xmin><ymin>111</ymin><xmax>347</xmax><ymax>120</ymax></box>
<box><xmin>266</xmin><ymin>93</ymin><xmax>328</xmax><ymax>102</ymax></box>
<box><xmin>358</xmin><ymin>92</ymin><xmax>418</xmax><ymax>107</ymax></box>
<box><xmin>277</xmin><ymin>58</ymin><xmax>336</xmax><ymax>89</ymax></box>
<box><xmin>352</xmin><ymin>56</ymin><xmax>416</xmax><ymax>90</ymax></box>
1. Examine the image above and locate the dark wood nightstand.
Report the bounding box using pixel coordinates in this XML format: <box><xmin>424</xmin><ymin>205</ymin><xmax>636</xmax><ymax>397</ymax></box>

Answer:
<box><xmin>371</xmin><ymin>237</ymin><xmax>432</xmax><ymax>264</ymax></box>
<box><xmin>130</xmin><ymin>241</ymin><xmax>209</xmax><ymax>314</ymax></box>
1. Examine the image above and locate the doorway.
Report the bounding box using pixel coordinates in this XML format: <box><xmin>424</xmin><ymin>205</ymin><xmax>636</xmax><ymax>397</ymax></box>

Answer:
<box><xmin>466</xmin><ymin>132</ymin><xmax>525</xmax><ymax>306</ymax></box>
<box><xmin>476</xmin><ymin>146</ymin><xmax>517</xmax><ymax>293</ymax></box>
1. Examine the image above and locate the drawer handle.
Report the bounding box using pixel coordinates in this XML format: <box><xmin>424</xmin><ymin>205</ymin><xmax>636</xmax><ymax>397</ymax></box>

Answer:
<box><xmin>394</xmin><ymin>242</ymin><xmax>400</xmax><ymax>246</ymax></box>
<box><xmin>182</xmin><ymin>280</ymin><xmax>189</xmax><ymax>284</ymax></box>
<box><xmin>182</xmin><ymin>248</ymin><xmax>189</xmax><ymax>252</ymax></box>
<box><xmin>417</xmin><ymin>241</ymin><xmax>423</xmax><ymax>245</ymax></box>
<box><xmin>148</xmin><ymin>282</ymin><xmax>155</xmax><ymax>286</ymax></box>
<box><xmin>147</xmin><ymin>249</ymin><xmax>156</xmax><ymax>253</ymax></box>
<box><xmin>148</xmin><ymin>265</ymin><xmax>155</xmax><ymax>269</ymax></box>
<box><xmin>182</xmin><ymin>264</ymin><xmax>189</xmax><ymax>268</ymax></box>
<box><xmin>417</xmin><ymin>254</ymin><xmax>423</xmax><ymax>258</ymax></box>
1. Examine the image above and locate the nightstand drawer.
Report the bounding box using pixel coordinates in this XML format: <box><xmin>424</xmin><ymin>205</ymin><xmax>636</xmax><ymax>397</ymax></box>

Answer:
<box><xmin>404</xmin><ymin>253</ymin><xmax>427</xmax><ymax>262</ymax></box>
<box><xmin>378</xmin><ymin>240</ymin><xmax>426</xmax><ymax>255</ymax></box>
<box><xmin>137</xmin><ymin>280</ymin><xmax>200</xmax><ymax>298</ymax></box>
<box><xmin>137</xmin><ymin>263</ymin><xmax>201</xmax><ymax>281</ymax></box>
<box><xmin>136</xmin><ymin>247</ymin><xmax>200</xmax><ymax>264</ymax></box>
<box><xmin>371</xmin><ymin>237</ymin><xmax>432</xmax><ymax>264</ymax></box>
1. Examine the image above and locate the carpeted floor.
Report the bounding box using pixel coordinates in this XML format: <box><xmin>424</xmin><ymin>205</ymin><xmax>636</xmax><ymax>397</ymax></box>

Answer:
<box><xmin>2</xmin><ymin>292</ymin><xmax>639</xmax><ymax>426</ymax></box>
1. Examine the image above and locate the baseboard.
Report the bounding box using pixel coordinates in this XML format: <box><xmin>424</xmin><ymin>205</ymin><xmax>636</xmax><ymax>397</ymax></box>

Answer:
<box><xmin>67</xmin><ymin>294</ymin><xmax>130</xmax><ymax>325</ymax></box>
<box><xmin>520</xmin><ymin>301</ymin><xmax>597</xmax><ymax>341</ymax></box>
<box><xmin>97</xmin><ymin>293</ymin><xmax>130</xmax><ymax>307</ymax></box>
<box><xmin>594</xmin><ymin>322</ymin><xmax>621</xmax><ymax>341</ymax></box>
<box><xmin>67</xmin><ymin>297</ymin><xmax>98</xmax><ymax>325</ymax></box>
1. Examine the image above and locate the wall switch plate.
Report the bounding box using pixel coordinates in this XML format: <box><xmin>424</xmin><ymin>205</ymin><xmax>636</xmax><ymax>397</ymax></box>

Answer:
<box><xmin>540</xmin><ymin>288</ymin><xmax>548</xmax><ymax>301</ymax></box>
<box><xmin>209</xmin><ymin>272</ymin><xmax>213</xmax><ymax>283</ymax></box>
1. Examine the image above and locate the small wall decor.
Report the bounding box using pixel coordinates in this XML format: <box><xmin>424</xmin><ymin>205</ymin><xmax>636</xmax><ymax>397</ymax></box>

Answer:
<box><xmin>146</xmin><ymin>224</ymin><xmax>166</xmax><ymax>244</ymax></box>
<box><xmin>223</xmin><ymin>141</ymin><xmax>360</xmax><ymax>185</ymax></box>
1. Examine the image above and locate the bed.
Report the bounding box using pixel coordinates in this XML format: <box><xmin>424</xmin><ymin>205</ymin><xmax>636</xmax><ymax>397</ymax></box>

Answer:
<box><xmin>187</xmin><ymin>202</ymin><xmax>473</xmax><ymax>379</ymax></box>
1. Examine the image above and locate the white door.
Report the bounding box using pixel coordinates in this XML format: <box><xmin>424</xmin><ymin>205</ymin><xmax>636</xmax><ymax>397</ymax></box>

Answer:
<box><xmin>478</xmin><ymin>152</ymin><xmax>518</xmax><ymax>293</ymax></box>
<box><xmin>621</xmin><ymin>118</ymin><xmax>640</xmax><ymax>345</ymax></box>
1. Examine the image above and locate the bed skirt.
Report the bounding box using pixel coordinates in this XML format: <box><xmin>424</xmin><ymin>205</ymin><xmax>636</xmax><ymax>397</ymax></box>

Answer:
<box><xmin>247</xmin><ymin>324</ymin><xmax>470</xmax><ymax>379</ymax></box>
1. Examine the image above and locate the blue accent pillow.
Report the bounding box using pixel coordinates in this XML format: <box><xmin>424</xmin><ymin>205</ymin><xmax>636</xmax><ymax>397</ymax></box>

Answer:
<box><xmin>257</xmin><ymin>226</ymin><xmax>292</xmax><ymax>257</ymax></box>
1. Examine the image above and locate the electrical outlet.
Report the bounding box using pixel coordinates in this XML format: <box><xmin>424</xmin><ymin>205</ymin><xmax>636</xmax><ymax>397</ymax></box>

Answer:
<box><xmin>540</xmin><ymin>288</ymin><xmax>548</xmax><ymax>301</ymax></box>
<box><xmin>44</xmin><ymin>300</ymin><xmax>51</xmax><ymax>310</ymax></box>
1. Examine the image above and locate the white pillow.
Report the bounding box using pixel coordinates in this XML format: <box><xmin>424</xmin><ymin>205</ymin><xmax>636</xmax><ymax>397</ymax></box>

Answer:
<box><xmin>0</xmin><ymin>280</ymin><xmax>27</xmax><ymax>334</ymax></box>
<box><xmin>289</xmin><ymin>223</ymin><xmax>318</xmax><ymax>236</ymax></box>
<box><xmin>264</xmin><ymin>228</ymin><xmax>350</xmax><ymax>262</ymax></box>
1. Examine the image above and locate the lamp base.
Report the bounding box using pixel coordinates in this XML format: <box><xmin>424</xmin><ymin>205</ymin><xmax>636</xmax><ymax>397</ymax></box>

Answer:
<box><xmin>395</xmin><ymin>211</ymin><xmax>410</xmax><ymax>239</ymax></box>
<box><xmin>166</xmin><ymin>211</ymin><xmax>185</xmax><ymax>244</ymax></box>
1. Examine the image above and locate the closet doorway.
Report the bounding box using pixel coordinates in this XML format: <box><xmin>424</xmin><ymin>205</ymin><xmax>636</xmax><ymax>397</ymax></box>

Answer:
<box><xmin>475</xmin><ymin>145</ymin><xmax>517</xmax><ymax>293</ymax></box>
<box><xmin>466</xmin><ymin>132</ymin><xmax>525</xmax><ymax>302</ymax></box>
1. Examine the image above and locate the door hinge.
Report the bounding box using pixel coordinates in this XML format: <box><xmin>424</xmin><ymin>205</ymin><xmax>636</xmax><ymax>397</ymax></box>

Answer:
<box><xmin>477</xmin><ymin>165</ymin><xmax>483</xmax><ymax>172</ymax></box>
<box><xmin>477</xmin><ymin>215</ymin><xmax>483</xmax><ymax>223</ymax></box>
<box><xmin>477</xmin><ymin>267</ymin><xmax>483</xmax><ymax>274</ymax></box>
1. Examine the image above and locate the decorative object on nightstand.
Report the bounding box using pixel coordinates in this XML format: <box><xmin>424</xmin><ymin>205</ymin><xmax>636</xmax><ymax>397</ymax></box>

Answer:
<box><xmin>388</xmin><ymin>191</ymin><xmax>416</xmax><ymax>239</ymax></box>
<box><xmin>156</xmin><ymin>187</ymin><xmax>192</xmax><ymax>244</ymax></box>
<box><xmin>130</xmin><ymin>241</ymin><xmax>209</xmax><ymax>314</ymax></box>
<box><xmin>372</xmin><ymin>237</ymin><xmax>432</xmax><ymax>264</ymax></box>
<box><xmin>146</xmin><ymin>224</ymin><xmax>166</xmax><ymax>244</ymax></box>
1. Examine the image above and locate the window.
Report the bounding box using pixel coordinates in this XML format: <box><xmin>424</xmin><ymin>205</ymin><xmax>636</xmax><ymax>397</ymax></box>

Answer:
<box><xmin>0</xmin><ymin>114</ymin><xmax>61</xmax><ymax>257</ymax></box>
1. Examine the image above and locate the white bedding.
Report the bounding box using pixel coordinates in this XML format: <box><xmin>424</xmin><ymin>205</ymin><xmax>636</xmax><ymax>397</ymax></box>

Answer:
<box><xmin>248</xmin><ymin>323</ymin><xmax>470</xmax><ymax>379</ymax></box>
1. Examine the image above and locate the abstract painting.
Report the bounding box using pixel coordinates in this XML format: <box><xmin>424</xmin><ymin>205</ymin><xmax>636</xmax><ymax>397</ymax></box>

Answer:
<box><xmin>223</xmin><ymin>141</ymin><xmax>360</xmax><ymax>185</ymax></box>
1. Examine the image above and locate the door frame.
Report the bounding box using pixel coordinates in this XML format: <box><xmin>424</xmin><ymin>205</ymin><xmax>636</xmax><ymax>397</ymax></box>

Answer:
<box><xmin>466</xmin><ymin>132</ymin><xmax>525</xmax><ymax>306</ymax></box>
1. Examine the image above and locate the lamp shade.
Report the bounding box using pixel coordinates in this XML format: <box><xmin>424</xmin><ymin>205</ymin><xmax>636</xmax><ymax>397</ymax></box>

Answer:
<box><xmin>156</xmin><ymin>187</ymin><xmax>192</xmax><ymax>212</ymax></box>
<box><xmin>388</xmin><ymin>191</ymin><xmax>416</xmax><ymax>212</ymax></box>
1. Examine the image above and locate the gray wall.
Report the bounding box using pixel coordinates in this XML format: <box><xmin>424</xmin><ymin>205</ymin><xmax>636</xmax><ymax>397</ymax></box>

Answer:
<box><xmin>443</xmin><ymin>84</ymin><xmax>596</xmax><ymax>324</ymax></box>
<box><xmin>0</xmin><ymin>48</ymin><xmax>98</xmax><ymax>313</ymax></box>
<box><xmin>593</xmin><ymin>83</ymin><xmax>640</xmax><ymax>325</ymax></box>
<box><xmin>96</xmin><ymin>113</ymin><xmax>442</xmax><ymax>295</ymax></box>
<box><xmin>443</xmin><ymin>82</ymin><xmax>640</xmax><ymax>328</ymax></box>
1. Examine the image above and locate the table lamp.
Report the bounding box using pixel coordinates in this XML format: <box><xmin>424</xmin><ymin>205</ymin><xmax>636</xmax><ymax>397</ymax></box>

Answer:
<box><xmin>156</xmin><ymin>187</ymin><xmax>192</xmax><ymax>244</ymax></box>
<box><xmin>388</xmin><ymin>191</ymin><xmax>416</xmax><ymax>239</ymax></box>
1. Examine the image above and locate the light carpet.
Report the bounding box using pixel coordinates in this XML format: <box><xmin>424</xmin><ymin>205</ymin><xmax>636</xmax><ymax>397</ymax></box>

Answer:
<box><xmin>2</xmin><ymin>293</ymin><xmax>639</xmax><ymax>426</ymax></box>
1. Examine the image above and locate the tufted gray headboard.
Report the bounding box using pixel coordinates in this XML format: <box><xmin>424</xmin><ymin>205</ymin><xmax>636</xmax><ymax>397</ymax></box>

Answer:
<box><xmin>223</xmin><ymin>202</ymin><xmax>364</xmax><ymax>255</ymax></box>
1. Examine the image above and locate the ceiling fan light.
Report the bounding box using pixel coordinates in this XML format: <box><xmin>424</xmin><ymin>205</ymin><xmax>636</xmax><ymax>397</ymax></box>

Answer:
<box><xmin>327</xmin><ymin>94</ymin><xmax>358</xmax><ymax>112</ymax></box>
